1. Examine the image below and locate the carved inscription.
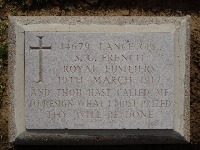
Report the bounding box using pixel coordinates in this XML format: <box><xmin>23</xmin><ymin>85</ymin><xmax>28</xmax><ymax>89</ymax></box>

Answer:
<box><xmin>25</xmin><ymin>32</ymin><xmax>174</xmax><ymax>129</ymax></box>
<box><xmin>29</xmin><ymin>36</ymin><xmax>52</xmax><ymax>83</ymax></box>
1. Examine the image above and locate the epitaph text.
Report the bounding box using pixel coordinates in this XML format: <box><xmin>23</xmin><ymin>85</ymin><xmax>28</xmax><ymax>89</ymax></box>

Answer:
<box><xmin>25</xmin><ymin>32</ymin><xmax>174</xmax><ymax>129</ymax></box>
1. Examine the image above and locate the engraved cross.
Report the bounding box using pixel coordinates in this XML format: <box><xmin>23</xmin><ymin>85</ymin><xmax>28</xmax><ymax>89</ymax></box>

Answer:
<box><xmin>30</xmin><ymin>36</ymin><xmax>51</xmax><ymax>83</ymax></box>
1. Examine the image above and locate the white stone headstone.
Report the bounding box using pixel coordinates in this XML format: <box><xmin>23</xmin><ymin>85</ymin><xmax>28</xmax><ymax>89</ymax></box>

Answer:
<box><xmin>8</xmin><ymin>16</ymin><xmax>190</xmax><ymax>144</ymax></box>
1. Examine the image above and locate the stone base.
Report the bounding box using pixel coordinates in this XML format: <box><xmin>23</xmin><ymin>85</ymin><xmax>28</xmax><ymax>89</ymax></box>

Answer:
<box><xmin>14</xmin><ymin>130</ymin><xmax>187</xmax><ymax>145</ymax></box>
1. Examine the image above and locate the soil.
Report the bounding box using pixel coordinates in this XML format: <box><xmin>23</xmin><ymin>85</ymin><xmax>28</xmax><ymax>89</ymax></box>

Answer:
<box><xmin>0</xmin><ymin>0</ymin><xmax>200</xmax><ymax>149</ymax></box>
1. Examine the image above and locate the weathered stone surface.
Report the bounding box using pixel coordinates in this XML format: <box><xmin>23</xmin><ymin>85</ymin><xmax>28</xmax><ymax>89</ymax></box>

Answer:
<box><xmin>8</xmin><ymin>16</ymin><xmax>190</xmax><ymax>144</ymax></box>
<box><xmin>25</xmin><ymin>31</ymin><xmax>174</xmax><ymax>129</ymax></box>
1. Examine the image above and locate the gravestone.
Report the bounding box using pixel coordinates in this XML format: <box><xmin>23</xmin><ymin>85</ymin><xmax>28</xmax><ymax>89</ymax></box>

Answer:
<box><xmin>8</xmin><ymin>16</ymin><xmax>190</xmax><ymax>144</ymax></box>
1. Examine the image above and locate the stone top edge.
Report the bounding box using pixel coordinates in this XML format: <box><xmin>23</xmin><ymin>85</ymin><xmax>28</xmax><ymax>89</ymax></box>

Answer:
<box><xmin>23</xmin><ymin>24</ymin><xmax>178</xmax><ymax>32</ymax></box>
<box><xmin>8</xmin><ymin>16</ymin><xmax>190</xmax><ymax>26</ymax></box>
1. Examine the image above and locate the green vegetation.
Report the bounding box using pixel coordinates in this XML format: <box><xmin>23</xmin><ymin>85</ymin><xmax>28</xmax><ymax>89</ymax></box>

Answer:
<box><xmin>0</xmin><ymin>19</ymin><xmax>8</xmax><ymax>62</ymax></box>
<box><xmin>0</xmin><ymin>43</ymin><xmax>8</xmax><ymax>61</ymax></box>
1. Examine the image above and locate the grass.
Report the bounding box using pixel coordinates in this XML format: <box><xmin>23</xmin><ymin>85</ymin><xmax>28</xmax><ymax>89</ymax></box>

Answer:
<box><xmin>0</xmin><ymin>19</ymin><xmax>8</xmax><ymax>63</ymax></box>
<box><xmin>0</xmin><ymin>43</ymin><xmax>8</xmax><ymax>61</ymax></box>
<box><xmin>0</xmin><ymin>42</ymin><xmax>7</xmax><ymax>106</ymax></box>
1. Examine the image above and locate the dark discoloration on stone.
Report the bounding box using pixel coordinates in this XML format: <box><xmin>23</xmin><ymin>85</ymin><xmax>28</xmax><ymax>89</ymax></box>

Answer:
<box><xmin>14</xmin><ymin>130</ymin><xmax>186</xmax><ymax>145</ymax></box>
